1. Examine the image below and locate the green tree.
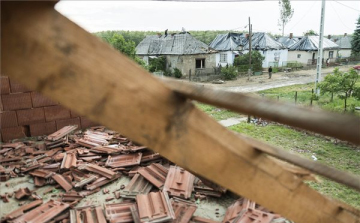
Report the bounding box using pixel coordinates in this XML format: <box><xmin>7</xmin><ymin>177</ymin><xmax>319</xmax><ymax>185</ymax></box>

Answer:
<box><xmin>278</xmin><ymin>0</ymin><xmax>294</xmax><ymax>36</ymax></box>
<box><xmin>149</xmin><ymin>56</ymin><xmax>166</xmax><ymax>72</ymax></box>
<box><xmin>221</xmin><ymin>66</ymin><xmax>238</xmax><ymax>80</ymax></box>
<box><xmin>173</xmin><ymin>68</ymin><xmax>183</xmax><ymax>79</ymax></box>
<box><xmin>234</xmin><ymin>51</ymin><xmax>265</xmax><ymax>71</ymax></box>
<box><xmin>303</xmin><ymin>30</ymin><xmax>318</xmax><ymax>36</ymax></box>
<box><xmin>319</xmin><ymin>68</ymin><xmax>359</xmax><ymax>110</ymax></box>
<box><xmin>351</xmin><ymin>15</ymin><xmax>360</xmax><ymax>57</ymax></box>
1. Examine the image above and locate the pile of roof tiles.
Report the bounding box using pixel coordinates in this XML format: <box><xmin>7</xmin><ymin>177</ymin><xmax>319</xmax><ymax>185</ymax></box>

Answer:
<box><xmin>0</xmin><ymin>125</ymin><xmax>292</xmax><ymax>223</ymax></box>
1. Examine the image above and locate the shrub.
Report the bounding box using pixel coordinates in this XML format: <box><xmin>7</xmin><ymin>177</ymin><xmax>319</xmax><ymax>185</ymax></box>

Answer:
<box><xmin>173</xmin><ymin>68</ymin><xmax>182</xmax><ymax>79</ymax></box>
<box><xmin>164</xmin><ymin>69</ymin><xmax>172</xmax><ymax>77</ymax></box>
<box><xmin>221</xmin><ymin>66</ymin><xmax>238</xmax><ymax>80</ymax></box>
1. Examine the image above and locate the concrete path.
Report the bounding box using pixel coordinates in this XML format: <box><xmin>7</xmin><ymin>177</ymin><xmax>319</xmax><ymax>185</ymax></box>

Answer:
<box><xmin>219</xmin><ymin>117</ymin><xmax>247</xmax><ymax>127</ymax></box>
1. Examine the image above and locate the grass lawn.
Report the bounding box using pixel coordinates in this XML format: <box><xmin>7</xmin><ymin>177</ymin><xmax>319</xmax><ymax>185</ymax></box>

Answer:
<box><xmin>195</xmin><ymin>82</ymin><xmax>360</xmax><ymax>208</ymax></box>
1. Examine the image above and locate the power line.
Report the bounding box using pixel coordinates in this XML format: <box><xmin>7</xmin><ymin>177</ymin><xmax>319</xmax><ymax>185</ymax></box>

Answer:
<box><xmin>333</xmin><ymin>1</ymin><xmax>360</xmax><ymax>13</ymax></box>
<box><xmin>288</xmin><ymin>1</ymin><xmax>317</xmax><ymax>33</ymax></box>
<box><xmin>330</xmin><ymin>1</ymin><xmax>354</xmax><ymax>31</ymax></box>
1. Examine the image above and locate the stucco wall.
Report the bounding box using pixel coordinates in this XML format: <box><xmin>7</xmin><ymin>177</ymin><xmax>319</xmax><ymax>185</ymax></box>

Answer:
<box><xmin>288</xmin><ymin>50</ymin><xmax>337</xmax><ymax>65</ymax></box>
<box><xmin>166</xmin><ymin>54</ymin><xmax>217</xmax><ymax>77</ymax></box>
<box><xmin>242</xmin><ymin>49</ymin><xmax>288</xmax><ymax>68</ymax></box>
<box><xmin>215</xmin><ymin>51</ymin><xmax>236</xmax><ymax>67</ymax></box>
<box><xmin>336</xmin><ymin>49</ymin><xmax>351</xmax><ymax>58</ymax></box>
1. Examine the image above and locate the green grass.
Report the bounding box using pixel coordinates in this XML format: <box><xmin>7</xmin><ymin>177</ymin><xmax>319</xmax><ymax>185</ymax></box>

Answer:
<box><xmin>259</xmin><ymin>83</ymin><xmax>360</xmax><ymax>114</ymax></box>
<box><xmin>194</xmin><ymin>103</ymin><xmax>244</xmax><ymax>121</ymax></box>
<box><xmin>229</xmin><ymin>123</ymin><xmax>360</xmax><ymax>208</ymax></box>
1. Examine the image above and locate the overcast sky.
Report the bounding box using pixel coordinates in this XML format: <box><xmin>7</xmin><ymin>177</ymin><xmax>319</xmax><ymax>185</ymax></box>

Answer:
<box><xmin>55</xmin><ymin>1</ymin><xmax>360</xmax><ymax>36</ymax></box>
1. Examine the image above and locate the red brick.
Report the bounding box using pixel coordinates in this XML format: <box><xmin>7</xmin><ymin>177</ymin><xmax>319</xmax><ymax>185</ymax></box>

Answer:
<box><xmin>0</xmin><ymin>111</ymin><xmax>18</xmax><ymax>128</ymax></box>
<box><xmin>31</xmin><ymin>92</ymin><xmax>58</xmax><ymax>107</ymax></box>
<box><xmin>44</xmin><ymin>105</ymin><xmax>71</xmax><ymax>122</ymax></box>
<box><xmin>1</xmin><ymin>126</ymin><xmax>29</xmax><ymax>142</ymax></box>
<box><xmin>56</xmin><ymin>117</ymin><xmax>81</xmax><ymax>130</ymax></box>
<box><xmin>30</xmin><ymin>121</ymin><xmax>56</xmax><ymax>136</ymax></box>
<box><xmin>17</xmin><ymin>108</ymin><xmax>45</xmax><ymax>125</ymax></box>
<box><xmin>80</xmin><ymin>117</ymin><xmax>99</xmax><ymax>129</ymax></box>
<box><xmin>1</xmin><ymin>76</ymin><xmax>10</xmax><ymax>95</ymax></box>
<box><xmin>1</xmin><ymin>93</ymin><xmax>32</xmax><ymax>111</ymax></box>
<box><xmin>9</xmin><ymin>79</ymin><xmax>30</xmax><ymax>93</ymax></box>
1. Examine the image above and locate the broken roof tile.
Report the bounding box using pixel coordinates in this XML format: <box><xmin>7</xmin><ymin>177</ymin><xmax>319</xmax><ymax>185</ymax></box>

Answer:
<box><xmin>121</xmin><ymin>173</ymin><xmax>153</xmax><ymax>199</ymax></box>
<box><xmin>138</xmin><ymin>163</ymin><xmax>168</xmax><ymax>189</ymax></box>
<box><xmin>60</xmin><ymin>152</ymin><xmax>77</xmax><ymax>170</ymax></box>
<box><xmin>3</xmin><ymin>199</ymin><xmax>43</xmax><ymax>221</ymax></box>
<box><xmin>78</xmin><ymin>163</ymin><xmax>116</xmax><ymax>179</ymax></box>
<box><xmin>222</xmin><ymin>198</ymin><xmax>256</xmax><ymax>223</ymax></box>
<box><xmin>233</xmin><ymin>208</ymin><xmax>275</xmax><ymax>223</ymax></box>
<box><xmin>105</xmin><ymin>202</ymin><xmax>141</xmax><ymax>223</ymax></box>
<box><xmin>85</xmin><ymin>174</ymin><xmax>121</xmax><ymax>191</ymax></box>
<box><xmin>171</xmin><ymin>198</ymin><xmax>197</xmax><ymax>223</ymax></box>
<box><xmin>14</xmin><ymin>187</ymin><xmax>32</xmax><ymax>200</ymax></box>
<box><xmin>163</xmin><ymin>166</ymin><xmax>195</xmax><ymax>199</ymax></box>
<box><xmin>105</xmin><ymin>153</ymin><xmax>142</xmax><ymax>168</ymax></box>
<box><xmin>136</xmin><ymin>191</ymin><xmax>175</xmax><ymax>223</ymax></box>
<box><xmin>11</xmin><ymin>200</ymin><xmax>70</xmax><ymax>223</ymax></box>
<box><xmin>52</xmin><ymin>173</ymin><xmax>73</xmax><ymax>192</ymax></box>
<box><xmin>47</xmin><ymin>125</ymin><xmax>78</xmax><ymax>141</ymax></box>
<box><xmin>29</xmin><ymin>169</ymin><xmax>54</xmax><ymax>178</ymax></box>
<box><xmin>191</xmin><ymin>216</ymin><xmax>220</xmax><ymax>223</ymax></box>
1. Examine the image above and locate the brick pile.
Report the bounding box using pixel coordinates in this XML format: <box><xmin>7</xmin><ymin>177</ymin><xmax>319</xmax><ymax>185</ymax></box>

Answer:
<box><xmin>0</xmin><ymin>76</ymin><xmax>97</xmax><ymax>142</ymax></box>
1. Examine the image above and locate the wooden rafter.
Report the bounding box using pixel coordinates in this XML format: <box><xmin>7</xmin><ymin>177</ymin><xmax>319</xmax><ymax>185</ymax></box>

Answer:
<box><xmin>2</xmin><ymin>2</ymin><xmax>359</xmax><ymax>223</ymax></box>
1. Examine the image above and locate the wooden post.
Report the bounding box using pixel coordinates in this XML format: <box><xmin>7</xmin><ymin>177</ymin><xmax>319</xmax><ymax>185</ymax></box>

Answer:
<box><xmin>189</xmin><ymin>69</ymin><xmax>191</xmax><ymax>82</ymax></box>
<box><xmin>344</xmin><ymin>92</ymin><xmax>347</xmax><ymax>112</ymax></box>
<box><xmin>311</xmin><ymin>89</ymin><xmax>314</xmax><ymax>106</ymax></box>
<box><xmin>295</xmin><ymin>91</ymin><xmax>298</xmax><ymax>104</ymax></box>
<box><xmin>248</xmin><ymin>17</ymin><xmax>252</xmax><ymax>81</ymax></box>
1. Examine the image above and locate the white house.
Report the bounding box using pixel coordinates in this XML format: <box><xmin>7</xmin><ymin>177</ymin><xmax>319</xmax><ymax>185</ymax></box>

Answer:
<box><xmin>209</xmin><ymin>33</ymin><xmax>246</xmax><ymax>67</ymax></box>
<box><xmin>243</xmin><ymin>32</ymin><xmax>288</xmax><ymax>68</ymax></box>
<box><xmin>332</xmin><ymin>34</ymin><xmax>352</xmax><ymax>58</ymax></box>
<box><xmin>288</xmin><ymin>36</ymin><xmax>339</xmax><ymax>65</ymax></box>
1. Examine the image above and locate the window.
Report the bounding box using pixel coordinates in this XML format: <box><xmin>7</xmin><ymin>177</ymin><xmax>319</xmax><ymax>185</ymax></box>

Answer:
<box><xmin>196</xmin><ymin>58</ymin><xmax>205</xmax><ymax>68</ymax></box>
<box><xmin>220</xmin><ymin>53</ymin><xmax>227</xmax><ymax>63</ymax></box>
<box><xmin>297</xmin><ymin>54</ymin><xmax>301</xmax><ymax>58</ymax></box>
<box><xmin>329</xmin><ymin>51</ymin><xmax>334</xmax><ymax>59</ymax></box>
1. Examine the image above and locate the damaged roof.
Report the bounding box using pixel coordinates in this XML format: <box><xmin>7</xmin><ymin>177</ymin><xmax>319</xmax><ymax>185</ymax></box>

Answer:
<box><xmin>333</xmin><ymin>36</ymin><xmax>352</xmax><ymax>49</ymax></box>
<box><xmin>136</xmin><ymin>33</ymin><xmax>215</xmax><ymax>55</ymax></box>
<box><xmin>243</xmin><ymin>32</ymin><xmax>286</xmax><ymax>51</ymax></box>
<box><xmin>277</xmin><ymin>37</ymin><xmax>300</xmax><ymax>48</ymax></box>
<box><xmin>288</xmin><ymin>36</ymin><xmax>339</xmax><ymax>51</ymax></box>
<box><xmin>208</xmin><ymin>33</ymin><xmax>246</xmax><ymax>51</ymax></box>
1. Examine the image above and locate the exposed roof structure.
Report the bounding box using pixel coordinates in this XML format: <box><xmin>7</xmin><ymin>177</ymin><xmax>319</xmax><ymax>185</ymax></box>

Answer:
<box><xmin>333</xmin><ymin>36</ymin><xmax>352</xmax><ymax>49</ymax></box>
<box><xmin>209</xmin><ymin>33</ymin><xmax>246</xmax><ymax>51</ymax></box>
<box><xmin>277</xmin><ymin>37</ymin><xmax>299</xmax><ymax>48</ymax></box>
<box><xmin>136</xmin><ymin>33</ymin><xmax>214</xmax><ymax>55</ymax></box>
<box><xmin>288</xmin><ymin>36</ymin><xmax>339</xmax><ymax>51</ymax></box>
<box><xmin>243</xmin><ymin>32</ymin><xmax>286</xmax><ymax>50</ymax></box>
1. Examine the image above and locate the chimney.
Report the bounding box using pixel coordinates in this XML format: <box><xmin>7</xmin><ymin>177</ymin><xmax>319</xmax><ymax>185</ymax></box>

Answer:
<box><xmin>344</xmin><ymin>33</ymin><xmax>347</xmax><ymax>37</ymax></box>
<box><xmin>328</xmin><ymin>34</ymin><xmax>331</xmax><ymax>39</ymax></box>
<box><xmin>289</xmin><ymin>33</ymin><xmax>293</xmax><ymax>39</ymax></box>
<box><xmin>157</xmin><ymin>33</ymin><xmax>162</xmax><ymax>38</ymax></box>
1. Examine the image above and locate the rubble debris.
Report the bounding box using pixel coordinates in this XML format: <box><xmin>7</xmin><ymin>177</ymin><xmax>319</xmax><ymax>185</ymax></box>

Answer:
<box><xmin>163</xmin><ymin>166</ymin><xmax>195</xmax><ymax>199</ymax></box>
<box><xmin>121</xmin><ymin>173</ymin><xmax>153</xmax><ymax>199</ymax></box>
<box><xmin>0</xmin><ymin>125</ymin><xmax>291</xmax><ymax>223</ymax></box>
<box><xmin>136</xmin><ymin>191</ymin><xmax>175</xmax><ymax>223</ymax></box>
<box><xmin>104</xmin><ymin>202</ymin><xmax>140</xmax><ymax>223</ymax></box>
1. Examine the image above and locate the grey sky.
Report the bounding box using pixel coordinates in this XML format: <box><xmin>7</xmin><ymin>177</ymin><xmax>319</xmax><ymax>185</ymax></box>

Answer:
<box><xmin>55</xmin><ymin>1</ymin><xmax>360</xmax><ymax>36</ymax></box>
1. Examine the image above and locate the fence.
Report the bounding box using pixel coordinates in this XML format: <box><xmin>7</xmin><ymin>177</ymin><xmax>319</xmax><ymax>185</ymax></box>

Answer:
<box><xmin>3</xmin><ymin>2</ymin><xmax>360</xmax><ymax>223</ymax></box>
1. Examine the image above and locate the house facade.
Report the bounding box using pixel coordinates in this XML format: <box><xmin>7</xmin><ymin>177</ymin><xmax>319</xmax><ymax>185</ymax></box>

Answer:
<box><xmin>136</xmin><ymin>33</ymin><xmax>217</xmax><ymax>77</ymax></box>
<box><xmin>288</xmin><ymin>36</ymin><xmax>339</xmax><ymax>65</ymax></box>
<box><xmin>332</xmin><ymin>34</ymin><xmax>352</xmax><ymax>58</ymax></box>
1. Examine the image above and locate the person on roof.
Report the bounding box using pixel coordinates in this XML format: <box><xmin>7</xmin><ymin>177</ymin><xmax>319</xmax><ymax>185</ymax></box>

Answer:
<box><xmin>268</xmin><ymin>66</ymin><xmax>272</xmax><ymax>79</ymax></box>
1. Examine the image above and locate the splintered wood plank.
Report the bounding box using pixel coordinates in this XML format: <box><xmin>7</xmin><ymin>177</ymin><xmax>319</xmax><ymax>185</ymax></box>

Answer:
<box><xmin>2</xmin><ymin>2</ymin><xmax>359</xmax><ymax>223</ymax></box>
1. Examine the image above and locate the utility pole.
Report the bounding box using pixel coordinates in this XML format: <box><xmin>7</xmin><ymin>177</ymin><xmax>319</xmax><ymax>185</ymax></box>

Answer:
<box><xmin>315</xmin><ymin>0</ymin><xmax>326</xmax><ymax>95</ymax></box>
<box><xmin>248</xmin><ymin>17</ymin><xmax>252</xmax><ymax>81</ymax></box>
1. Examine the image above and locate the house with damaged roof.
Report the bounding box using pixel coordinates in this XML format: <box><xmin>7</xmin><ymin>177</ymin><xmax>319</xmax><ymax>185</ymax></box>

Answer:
<box><xmin>209</xmin><ymin>32</ymin><xmax>287</xmax><ymax>68</ymax></box>
<box><xmin>136</xmin><ymin>32</ymin><xmax>217</xmax><ymax>77</ymax></box>
<box><xmin>276</xmin><ymin>33</ymin><xmax>301</xmax><ymax>48</ymax></box>
<box><xmin>288</xmin><ymin>36</ymin><xmax>339</xmax><ymax>65</ymax></box>
<box><xmin>331</xmin><ymin>34</ymin><xmax>352</xmax><ymax>58</ymax></box>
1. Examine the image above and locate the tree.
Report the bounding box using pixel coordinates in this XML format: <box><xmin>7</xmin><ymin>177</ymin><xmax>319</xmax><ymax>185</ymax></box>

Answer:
<box><xmin>149</xmin><ymin>56</ymin><xmax>166</xmax><ymax>72</ymax></box>
<box><xmin>351</xmin><ymin>15</ymin><xmax>360</xmax><ymax>57</ymax></box>
<box><xmin>278</xmin><ymin>0</ymin><xmax>294</xmax><ymax>36</ymax></box>
<box><xmin>234</xmin><ymin>51</ymin><xmax>265</xmax><ymax>71</ymax></box>
<box><xmin>221</xmin><ymin>66</ymin><xmax>238</xmax><ymax>80</ymax></box>
<box><xmin>319</xmin><ymin>68</ymin><xmax>359</xmax><ymax>110</ymax></box>
<box><xmin>303</xmin><ymin>30</ymin><xmax>318</xmax><ymax>36</ymax></box>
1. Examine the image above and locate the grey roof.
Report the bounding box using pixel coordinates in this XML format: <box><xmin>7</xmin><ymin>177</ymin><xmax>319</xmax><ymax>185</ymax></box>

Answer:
<box><xmin>243</xmin><ymin>33</ymin><xmax>286</xmax><ymax>50</ymax></box>
<box><xmin>209</xmin><ymin>33</ymin><xmax>246</xmax><ymax>51</ymax></box>
<box><xmin>333</xmin><ymin>36</ymin><xmax>352</xmax><ymax>49</ymax></box>
<box><xmin>277</xmin><ymin>37</ymin><xmax>299</xmax><ymax>48</ymax></box>
<box><xmin>136</xmin><ymin>33</ymin><xmax>214</xmax><ymax>55</ymax></box>
<box><xmin>288</xmin><ymin>36</ymin><xmax>339</xmax><ymax>51</ymax></box>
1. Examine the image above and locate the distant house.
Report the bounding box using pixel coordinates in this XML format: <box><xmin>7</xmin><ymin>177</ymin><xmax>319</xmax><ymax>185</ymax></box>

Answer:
<box><xmin>209</xmin><ymin>32</ymin><xmax>287</xmax><ymax>68</ymax></box>
<box><xmin>331</xmin><ymin>34</ymin><xmax>352</xmax><ymax>58</ymax></box>
<box><xmin>209</xmin><ymin>33</ymin><xmax>246</xmax><ymax>67</ymax></box>
<box><xmin>136</xmin><ymin>32</ymin><xmax>217</xmax><ymax>76</ymax></box>
<box><xmin>288</xmin><ymin>36</ymin><xmax>339</xmax><ymax>65</ymax></box>
<box><xmin>243</xmin><ymin>32</ymin><xmax>288</xmax><ymax>68</ymax></box>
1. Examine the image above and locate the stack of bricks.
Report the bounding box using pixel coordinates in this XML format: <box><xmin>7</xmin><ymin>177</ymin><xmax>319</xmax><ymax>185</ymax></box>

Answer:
<box><xmin>0</xmin><ymin>76</ymin><xmax>98</xmax><ymax>142</ymax></box>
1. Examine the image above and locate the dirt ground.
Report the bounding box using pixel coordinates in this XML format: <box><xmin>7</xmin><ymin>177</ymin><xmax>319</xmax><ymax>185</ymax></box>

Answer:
<box><xmin>199</xmin><ymin>65</ymin><xmax>354</xmax><ymax>93</ymax></box>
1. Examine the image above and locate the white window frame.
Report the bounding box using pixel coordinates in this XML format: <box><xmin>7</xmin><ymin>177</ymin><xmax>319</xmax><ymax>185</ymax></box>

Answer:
<box><xmin>220</xmin><ymin>53</ymin><xmax>227</xmax><ymax>63</ymax></box>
